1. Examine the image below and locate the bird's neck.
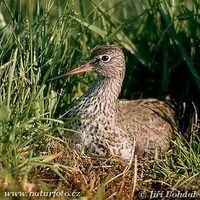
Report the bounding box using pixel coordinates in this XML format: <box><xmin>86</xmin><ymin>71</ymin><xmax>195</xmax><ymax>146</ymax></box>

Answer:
<box><xmin>72</xmin><ymin>76</ymin><xmax>124</xmax><ymax>120</ymax></box>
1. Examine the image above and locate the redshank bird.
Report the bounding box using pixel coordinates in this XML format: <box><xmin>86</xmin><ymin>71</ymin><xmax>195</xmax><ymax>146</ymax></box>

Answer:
<box><xmin>49</xmin><ymin>46</ymin><xmax>178</xmax><ymax>160</ymax></box>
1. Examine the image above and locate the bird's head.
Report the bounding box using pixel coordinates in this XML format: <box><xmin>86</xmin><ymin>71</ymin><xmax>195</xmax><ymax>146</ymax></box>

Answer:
<box><xmin>48</xmin><ymin>46</ymin><xmax>125</xmax><ymax>81</ymax></box>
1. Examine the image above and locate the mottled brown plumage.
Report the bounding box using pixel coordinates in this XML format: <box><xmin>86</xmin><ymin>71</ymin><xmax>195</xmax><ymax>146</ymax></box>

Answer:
<box><xmin>117</xmin><ymin>99</ymin><xmax>177</xmax><ymax>156</ymax></box>
<box><xmin>49</xmin><ymin>46</ymin><xmax>178</xmax><ymax>160</ymax></box>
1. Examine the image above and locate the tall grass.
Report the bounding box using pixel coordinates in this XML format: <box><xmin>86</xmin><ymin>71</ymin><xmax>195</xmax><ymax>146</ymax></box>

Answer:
<box><xmin>0</xmin><ymin>0</ymin><xmax>78</xmax><ymax>194</ymax></box>
<box><xmin>0</xmin><ymin>0</ymin><xmax>199</xmax><ymax>199</ymax></box>
<box><xmin>151</xmin><ymin>134</ymin><xmax>200</xmax><ymax>191</ymax></box>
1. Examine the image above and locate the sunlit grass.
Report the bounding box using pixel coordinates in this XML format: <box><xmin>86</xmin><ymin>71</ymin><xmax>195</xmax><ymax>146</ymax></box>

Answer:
<box><xmin>151</xmin><ymin>133</ymin><xmax>200</xmax><ymax>191</ymax></box>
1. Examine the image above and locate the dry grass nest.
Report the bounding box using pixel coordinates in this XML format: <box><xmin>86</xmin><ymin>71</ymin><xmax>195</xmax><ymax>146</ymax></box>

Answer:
<box><xmin>27</xmin><ymin>140</ymin><xmax>175</xmax><ymax>200</ymax></box>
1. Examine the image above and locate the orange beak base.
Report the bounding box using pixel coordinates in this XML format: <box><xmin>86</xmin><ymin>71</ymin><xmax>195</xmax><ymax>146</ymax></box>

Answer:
<box><xmin>48</xmin><ymin>63</ymin><xmax>93</xmax><ymax>81</ymax></box>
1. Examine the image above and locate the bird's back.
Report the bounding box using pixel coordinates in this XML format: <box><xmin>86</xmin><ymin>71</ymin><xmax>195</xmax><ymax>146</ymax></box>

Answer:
<box><xmin>116</xmin><ymin>98</ymin><xmax>178</xmax><ymax>156</ymax></box>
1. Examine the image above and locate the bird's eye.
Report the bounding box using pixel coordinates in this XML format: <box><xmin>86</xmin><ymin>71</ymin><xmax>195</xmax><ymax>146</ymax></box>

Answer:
<box><xmin>100</xmin><ymin>55</ymin><xmax>111</xmax><ymax>62</ymax></box>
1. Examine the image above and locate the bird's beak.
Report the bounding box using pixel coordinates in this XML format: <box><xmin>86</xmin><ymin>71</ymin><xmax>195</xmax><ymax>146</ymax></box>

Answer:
<box><xmin>48</xmin><ymin>63</ymin><xmax>93</xmax><ymax>81</ymax></box>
